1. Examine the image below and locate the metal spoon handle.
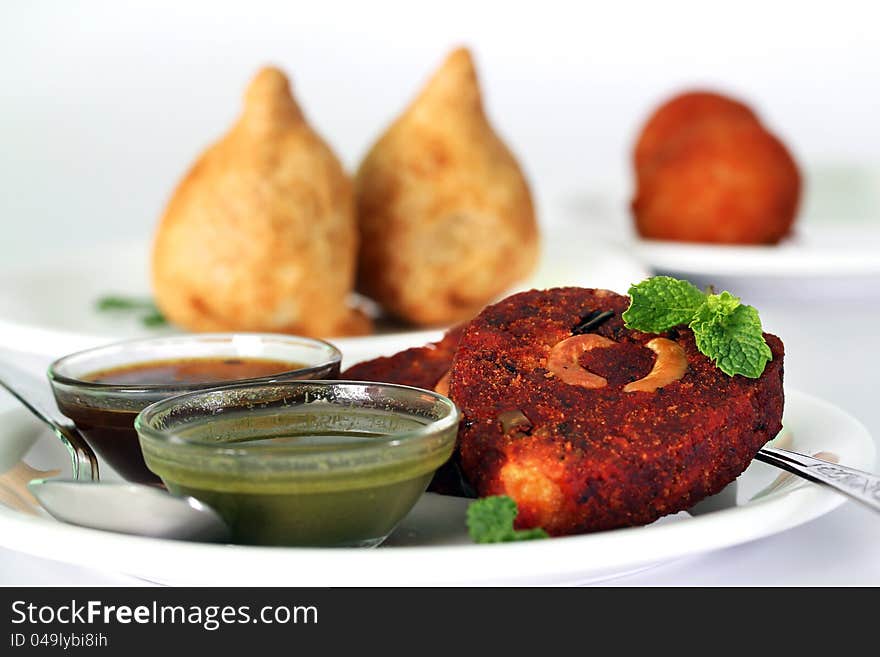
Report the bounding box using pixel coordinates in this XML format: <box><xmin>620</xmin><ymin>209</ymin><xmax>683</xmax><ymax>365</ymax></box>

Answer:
<box><xmin>756</xmin><ymin>446</ymin><xmax>880</xmax><ymax>513</ymax></box>
<box><xmin>0</xmin><ymin>361</ymin><xmax>99</xmax><ymax>481</ymax></box>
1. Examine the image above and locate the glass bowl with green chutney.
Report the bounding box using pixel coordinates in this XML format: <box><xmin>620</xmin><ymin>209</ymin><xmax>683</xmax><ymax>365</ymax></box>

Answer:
<box><xmin>135</xmin><ymin>380</ymin><xmax>459</xmax><ymax>547</ymax></box>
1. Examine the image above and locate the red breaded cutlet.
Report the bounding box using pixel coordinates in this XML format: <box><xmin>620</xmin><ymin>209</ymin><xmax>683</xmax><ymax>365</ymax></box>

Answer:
<box><xmin>448</xmin><ymin>287</ymin><xmax>784</xmax><ymax>535</ymax></box>
<box><xmin>342</xmin><ymin>325</ymin><xmax>463</xmax><ymax>391</ymax></box>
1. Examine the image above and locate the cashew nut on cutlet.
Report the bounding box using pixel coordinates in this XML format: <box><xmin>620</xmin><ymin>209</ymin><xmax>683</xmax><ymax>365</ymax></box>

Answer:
<box><xmin>623</xmin><ymin>338</ymin><xmax>688</xmax><ymax>392</ymax></box>
<box><xmin>546</xmin><ymin>334</ymin><xmax>616</xmax><ymax>388</ymax></box>
<box><xmin>547</xmin><ymin>335</ymin><xmax>687</xmax><ymax>392</ymax></box>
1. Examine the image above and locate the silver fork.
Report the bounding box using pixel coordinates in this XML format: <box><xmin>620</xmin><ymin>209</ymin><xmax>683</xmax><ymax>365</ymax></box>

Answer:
<box><xmin>755</xmin><ymin>447</ymin><xmax>880</xmax><ymax>513</ymax></box>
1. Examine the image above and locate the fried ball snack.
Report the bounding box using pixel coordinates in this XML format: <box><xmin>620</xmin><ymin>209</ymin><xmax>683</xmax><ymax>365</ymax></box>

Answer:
<box><xmin>633</xmin><ymin>119</ymin><xmax>801</xmax><ymax>244</ymax></box>
<box><xmin>448</xmin><ymin>287</ymin><xmax>785</xmax><ymax>536</ymax></box>
<box><xmin>633</xmin><ymin>90</ymin><xmax>759</xmax><ymax>175</ymax></box>
<box><xmin>152</xmin><ymin>67</ymin><xmax>370</xmax><ymax>337</ymax></box>
<box><xmin>355</xmin><ymin>48</ymin><xmax>539</xmax><ymax>326</ymax></box>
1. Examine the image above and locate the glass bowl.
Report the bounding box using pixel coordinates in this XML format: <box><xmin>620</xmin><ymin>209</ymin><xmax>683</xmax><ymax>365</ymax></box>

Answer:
<box><xmin>135</xmin><ymin>380</ymin><xmax>459</xmax><ymax>547</ymax></box>
<box><xmin>48</xmin><ymin>333</ymin><xmax>341</xmax><ymax>484</ymax></box>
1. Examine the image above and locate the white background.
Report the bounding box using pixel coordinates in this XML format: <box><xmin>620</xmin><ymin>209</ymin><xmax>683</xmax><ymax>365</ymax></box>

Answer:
<box><xmin>1</xmin><ymin>0</ymin><xmax>879</xmax><ymax>585</ymax></box>
<box><xmin>3</xmin><ymin>0</ymin><xmax>880</xmax><ymax>253</ymax></box>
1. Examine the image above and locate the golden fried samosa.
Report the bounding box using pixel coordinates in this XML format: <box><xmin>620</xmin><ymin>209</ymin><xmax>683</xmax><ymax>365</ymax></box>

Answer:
<box><xmin>152</xmin><ymin>67</ymin><xmax>370</xmax><ymax>336</ymax></box>
<box><xmin>355</xmin><ymin>48</ymin><xmax>539</xmax><ymax>326</ymax></box>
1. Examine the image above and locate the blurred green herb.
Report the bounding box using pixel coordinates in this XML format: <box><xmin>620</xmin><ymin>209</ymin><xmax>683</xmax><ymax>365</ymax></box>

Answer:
<box><xmin>96</xmin><ymin>295</ymin><xmax>167</xmax><ymax>328</ymax></box>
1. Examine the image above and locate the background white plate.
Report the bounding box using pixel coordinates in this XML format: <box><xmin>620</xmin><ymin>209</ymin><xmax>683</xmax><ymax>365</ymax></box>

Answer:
<box><xmin>629</xmin><ymin>224</ymin><xmax>880</xmax><ymax>278</ymax></box>
<box><xmin>0</xmin><ymin>235</ymin><xmax>649</xmax><ymax>358</ymax></box>
<box><xmin>0</xmin><ymin>386</ymin><xmax>872</xmax><ymax>586</ymax></box>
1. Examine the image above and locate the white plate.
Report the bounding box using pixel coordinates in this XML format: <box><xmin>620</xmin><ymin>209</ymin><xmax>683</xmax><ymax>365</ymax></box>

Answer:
<box><xmin>0</xmin><ymin>237</ymin><xmax>649</xmax><ymax>358</ymax></box>
<box><xmin>563</xmin><ymin>165</ymin><xmax>880</xmax><ymax>282</ymax></box>
<box><xmin>0</xmin><ymin>388</ymin><xmax>872</xmax><ymax>586</ymax></box>
<box><xmin>628</xmin><ymin>224</ymin><xmax>880</xmax><ymax>279</ymax></box>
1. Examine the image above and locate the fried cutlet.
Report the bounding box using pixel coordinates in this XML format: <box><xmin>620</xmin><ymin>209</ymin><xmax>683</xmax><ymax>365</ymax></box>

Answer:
<box><xmin>341</xmin><ymin>325</ymin><xmax>463</xmax><ymax>390</ymax></box>
<box><xmin>448</xmin><ymin>287</ymin><xmax>785</xmax><ymax>535</ymax></box>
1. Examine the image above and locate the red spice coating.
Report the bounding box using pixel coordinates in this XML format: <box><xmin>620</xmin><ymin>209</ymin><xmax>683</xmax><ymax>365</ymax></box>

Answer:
<box><xmin>341</xmin><ymin>325</ymin><xmax>463</xmax><ymax>389</ymax></box>
<box><xmin>448</xmin><ymin>287</ymin><xmax>784</xmax><ymax>535</ymax></box>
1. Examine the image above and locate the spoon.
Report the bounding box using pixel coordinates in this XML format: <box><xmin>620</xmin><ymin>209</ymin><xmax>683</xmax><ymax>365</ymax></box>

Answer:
<box><xmin>0</xmin><ymin>361</ymin><xmax>229</xmax><ymax>542</ymax></box>
<box><xmin>0</xmin><ymin>360</ymin><xmax>99</xmax><ymax>481</ymax></box>
<box><xmin>28</xmin><ymin>479</ymin><xmax>229</xmax><ymax>542</ymax></box>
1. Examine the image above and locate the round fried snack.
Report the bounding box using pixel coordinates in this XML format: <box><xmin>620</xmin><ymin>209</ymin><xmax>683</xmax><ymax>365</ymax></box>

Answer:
<box><xmin>634</xmin><ymin>90</ymin><xmax>759</xmax><ymax>175</ymax></box>
<box><xmin>448</xmin><ymin>288</ymin><xmax>784</xmax><ymax>536</ymax></box>
<box><xmin>152</xmin><ymin>67</ymin><xmax>371</xmax><ymax>337</ymax></box>
<box><xmin>632</xmin><ymin>119</ymin><xmax>801</xmax><ymax>244</ymax></box>
<box><xmin>355</xmin><ymin>48</ymin><xmax>539</xmax><ymax>326</ymax></box>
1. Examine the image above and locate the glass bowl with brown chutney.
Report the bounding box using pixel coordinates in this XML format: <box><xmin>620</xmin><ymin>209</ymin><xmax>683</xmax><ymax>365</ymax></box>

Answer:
<box><xmin>48</xmin><ymin>333</ymin><xmax>341</xmax><ymax>484</ymax></box>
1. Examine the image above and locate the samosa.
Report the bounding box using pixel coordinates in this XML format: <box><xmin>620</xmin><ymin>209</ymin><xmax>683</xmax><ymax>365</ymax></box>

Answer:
<box><xmin>152</xmin><ymin>67</ymin><xmax>370</xmax><ymax>336</ymax></box>
<box><xmin>355</xmin><ymin>48</ymin><xmax>539</xmax><ymax>326</ymax></box>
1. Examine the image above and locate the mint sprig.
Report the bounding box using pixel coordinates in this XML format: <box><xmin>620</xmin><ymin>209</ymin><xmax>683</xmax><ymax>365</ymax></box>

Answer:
<box><xmin>622</xmin><ymin>276</ymin><xmax>772</xmax><ymax>378</ymax></box>
<box><xmin>466</xmin><ymin>496</ymin><xmax>549</xmax><ymax>543</ymax></box>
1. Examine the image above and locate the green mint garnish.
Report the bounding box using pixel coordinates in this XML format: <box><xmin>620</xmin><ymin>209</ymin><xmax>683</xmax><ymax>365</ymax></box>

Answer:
<box><xmin>622</xmin><ymin>276</ymin><xmax>706</xmax><ymax>332</ymax></box>
<box><xmin>96</xmin><ymin>295</ymin><xmax>167</xmax><ymax>328</ymax></box>
<box><xmin>623</xmin><ymin>276</ymin><xmax>772</xmax><ymax>378</ymax></box>
<box><xmin>466</xmin><ymin>495</ymin><xmax>549</xmax><ymax>543</ymax></box>
<box><xmin>691</xmin><ymin>303</ymin><xmax>772</xmax><ymax>378</ymax></box>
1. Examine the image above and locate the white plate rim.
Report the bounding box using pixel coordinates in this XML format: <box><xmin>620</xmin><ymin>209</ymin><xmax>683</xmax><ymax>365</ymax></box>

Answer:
<box><xmin>628</xmin><ymin>235</ymin><xmax>880</xmax><ymax>277</ymax></box>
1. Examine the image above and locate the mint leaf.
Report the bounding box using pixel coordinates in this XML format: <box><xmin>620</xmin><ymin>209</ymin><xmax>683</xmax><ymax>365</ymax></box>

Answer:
<box><xmin>690</xmin><ymin>303</ymin><xmax>772</xmax><ymax>378</ymax></box>
<box><xmin>622</xmin><ymin>276</ymin><xmax>773</xmax><ymax>378</ymax></box>
<box><xmin>623</xmin><ymin>276</ymin><xmax>707</xmax><ymax>332</ymax></box>
<box><xmin>689</xmin><ymin>290</ymin><xmax>742</xmax><ymax>332</ymax></box>
<box><xmin>466</xmin><ymin>496</ymin><xmax>549</xmax><ymax>543</ymax></box>
<box><xmin>700</xmin><ymin>290</ymin><xmax>741</xmax><ymax>320</ymax></box>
